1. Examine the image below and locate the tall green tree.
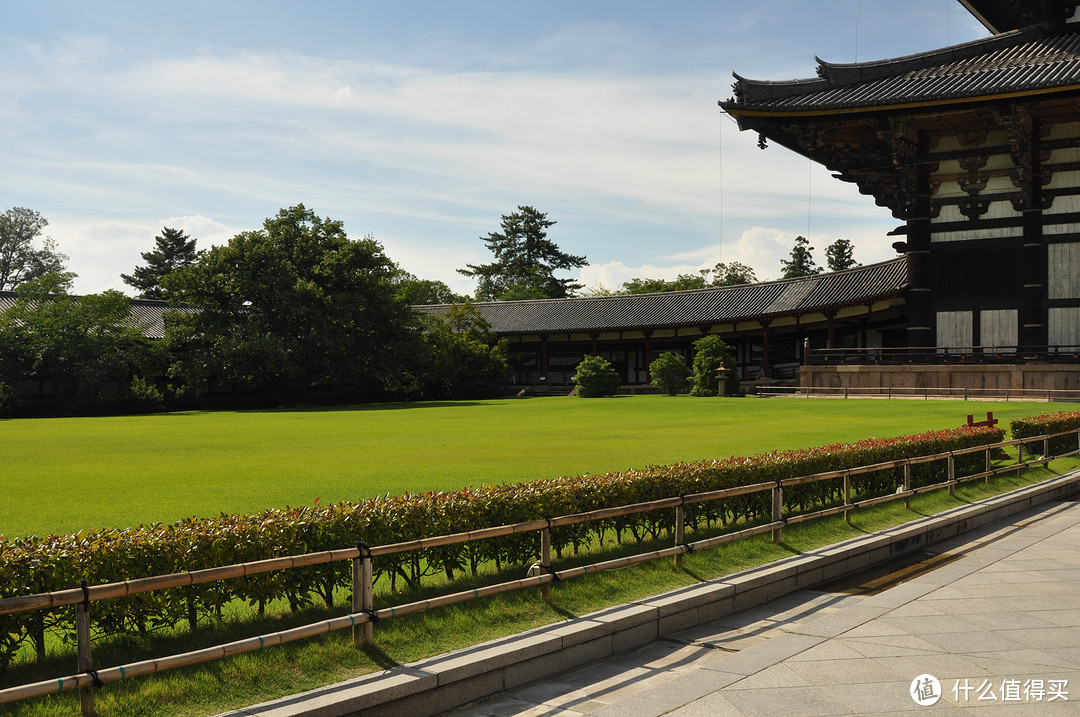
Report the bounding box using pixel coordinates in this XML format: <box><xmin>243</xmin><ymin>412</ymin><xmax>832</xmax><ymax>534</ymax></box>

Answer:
<box><xmin>779</xmin><ymin>236</ymin><xmax>822</xmax><ymax>279</ymax></box>
<box><xmin>824</xmin><ymin>238</ymin><xmax>859</xmax><ymax>272</ymax></box>
<box><xmin>418</xmin><ymin>302</ymin><xmax>507</xmax><ymax>399</ymax></box>
<box><xmin>458</xmin><ymin>206</ymin><xmax>587</xmax><ymax>301</ymax></box>
<box><xmin>121</xmin><ymin>227</ymin><xmax>200</xmax><ymax>299</ymax></box>
<box><xmin>0</xmin><ymin>272</ymin><xmax>153</xmax><ymax>413</ymax></box>
<box><xmin>0</xmin><ymin>207</ymin><xmax>68</xmax><ymax>291</ymax></box>
<box><xmin>162</xmin><ymin>205</ymin><xmax>416</xmax><ymax>398</ymax></box>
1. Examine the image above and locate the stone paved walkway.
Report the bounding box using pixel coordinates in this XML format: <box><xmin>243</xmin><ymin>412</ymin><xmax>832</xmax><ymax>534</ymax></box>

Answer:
<box><xmin>448</xmin><ymin>500</ymin><xmax>1080</xmax><ymax>715</ymax></box>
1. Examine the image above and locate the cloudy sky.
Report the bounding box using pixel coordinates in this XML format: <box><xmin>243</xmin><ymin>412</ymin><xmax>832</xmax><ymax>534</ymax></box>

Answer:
<box><xmin>2</xmin><ymin>1</ymin><xmax>988</xmax><ymax>296</ymax></box>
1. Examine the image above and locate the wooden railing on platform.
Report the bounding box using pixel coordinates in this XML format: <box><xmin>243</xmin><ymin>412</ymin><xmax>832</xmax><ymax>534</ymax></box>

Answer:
<box><xmin>757</xmin><ymin>385</ymin><xmax>1080</xmax><ymax>402</ymax></box>
<box><xmin>3</xmin><ymin>429</ymin><xmax>1080</xmax><ymax>714</ymax></box>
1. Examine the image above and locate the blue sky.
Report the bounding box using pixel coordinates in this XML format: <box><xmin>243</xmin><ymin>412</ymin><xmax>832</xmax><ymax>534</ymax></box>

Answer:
<box><xmin>2</xmin><ymin>1</ymin><xmax>988</xmax><ymax>296</ymax></box>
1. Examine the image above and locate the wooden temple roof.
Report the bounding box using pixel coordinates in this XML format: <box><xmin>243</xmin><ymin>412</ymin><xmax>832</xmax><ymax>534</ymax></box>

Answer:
<box><xmin>723</xmin><ymin>22</ymin><xmax>1080</xmax><ymax>115</ymax></box>
<box><xmin>958</xmin><ymin>0</ymin><xmax>1077</xmax><ymax>35</ymax></box>
<box><xmin>415</xmin><ymin>258</ymin><xmax>908</xmax><ymax>335</ymax></box>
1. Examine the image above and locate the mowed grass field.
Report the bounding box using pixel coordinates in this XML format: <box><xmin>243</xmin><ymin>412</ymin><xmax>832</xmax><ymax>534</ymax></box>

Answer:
<box><xmin>3</xmin><ymin>395</ymin><xmax>1078</xmax><ymax>539</ymax></box>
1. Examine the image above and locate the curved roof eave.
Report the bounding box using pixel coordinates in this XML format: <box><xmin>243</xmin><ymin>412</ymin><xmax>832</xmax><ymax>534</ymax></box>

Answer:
<box><xmin>721</xmin><ymin>22</ymin><xmax>1080</xmax><ymax>115</ymax></box>
<box><xmin>416</xmin><ymin>258</ymin><xmax>908</xmax><ymax>336</ymax></box>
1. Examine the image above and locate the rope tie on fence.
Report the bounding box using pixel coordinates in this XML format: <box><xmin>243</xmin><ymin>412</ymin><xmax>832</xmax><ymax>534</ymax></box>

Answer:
<box><xmin>79</xmin><ymin>580</ymin><xmax>90</xmax><ymax>612</ymax></box>
<box><xmin>680</xmin><ymin>543</ymin><xmax>695</xmax><ymax>554</ymax></box>
<box><xmin>362</xmin><ymin>609</ymin><xmax>380</xmax><ymax>624</ymax></box>
<box><xmin>86</xmin><ymin>670</ymin><xmax>104</xmax><ymax>689</ymax></box>
<box><xmin>355</xmin><ymin>541</ymin><xmax>372</xmax><ymax>560</ymax></box>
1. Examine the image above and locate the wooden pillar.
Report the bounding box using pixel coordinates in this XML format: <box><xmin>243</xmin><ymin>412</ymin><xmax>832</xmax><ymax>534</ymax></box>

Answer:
<box><xmin>590</xmin><ymin>333</ymin><xmax>600</xmax><ymax>356</ymax></box>
<box><xmin>644</xmin><ymin>330</ymin><xmax>654</xmax><ymax>381</ymax></box>
<box><xmin>761</xmin><ymin>321</ymin><xmax>772</xmax><ymax>380</ymax></box>
<box><xmin>905</xmin><ymin>130</ymin><xmax>935</xmax><ymax>349</ymax></box>
<box><xmin>1016</xmin><ymin>109</ymin><xmax>1047</xmax><ymax>348</ymax></box>
<box><xmin>540</xmin><ymin>335</ymin><xmax>549</xmax><ymax>379</ymax></box>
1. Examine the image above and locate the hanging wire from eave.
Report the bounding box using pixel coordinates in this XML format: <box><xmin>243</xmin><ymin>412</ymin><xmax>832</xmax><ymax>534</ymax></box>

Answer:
<box><xmin>946</xmin><ymin>0</ymin><xmax>951</xmax><ymax>45</ymax></box>
<box><xmin>855</xmin><ymin>0</ymin><xmax>863</xmax><ymax>62</ymax></box>
<box><xmin>718</xmin><ymin>110</ymin><xmax>724</xmax><ymax>264</ymax></box>
<box><xmin>717</xmin><ymin>109</ymin><xmax>741</xmax><ymax>265</ymax></box>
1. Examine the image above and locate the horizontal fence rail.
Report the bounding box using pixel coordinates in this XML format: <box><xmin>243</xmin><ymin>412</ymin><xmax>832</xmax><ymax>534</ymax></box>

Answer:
<box><xmin>3</xmin><ymin>429</ymin><xmax>1079</xmax><ymax>714</ymax></box>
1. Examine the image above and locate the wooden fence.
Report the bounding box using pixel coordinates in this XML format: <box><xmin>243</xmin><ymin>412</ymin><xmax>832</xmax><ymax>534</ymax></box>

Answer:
<box><xmin>2</xmin><ymin>429</ymin><xmax>1078</xmax><ymax>715</ymax></box>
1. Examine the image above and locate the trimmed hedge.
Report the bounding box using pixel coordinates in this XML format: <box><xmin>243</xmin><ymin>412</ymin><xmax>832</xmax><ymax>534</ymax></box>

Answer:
<box><xmin>0</xmin><ymin>425</ymin><xmax>1004</xmax><ymax>672</ymax></box>
<box><xmin>1010</xmin><ymin>411</ymin><xmax>1080</xmax><ymax>456</ymax></box>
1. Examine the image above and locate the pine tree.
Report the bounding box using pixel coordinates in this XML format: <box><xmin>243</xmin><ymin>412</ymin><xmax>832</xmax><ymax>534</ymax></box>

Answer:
<box><xmin>458</xmin><ymin>206</ymin><xmax>587</xmax><ymax>301</ymax></box>
<box><xmin>122</xmin><ymin>228</ymin><xmax>200</xmax><ymax>299</ymax></box>
<box><xmin>824</xmin><ymin>238</ymin><xmax>860</xmax><ymax>272</ymax></box>
<box><xmin>779</xmin><ymin>236</ymin><xmax>822</xmax><ymax>279</ymax></box>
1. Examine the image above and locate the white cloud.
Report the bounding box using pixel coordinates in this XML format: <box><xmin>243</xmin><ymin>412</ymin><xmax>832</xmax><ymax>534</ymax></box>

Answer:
<box><xmin>2</xmin><ymin>3</ymin><xmax>951</xmax><ymax>295</ymax></box>
<box><xmin>47</xmin><ymin>215</ymin><xmax>246</xmax><ymax>295</ymax></box>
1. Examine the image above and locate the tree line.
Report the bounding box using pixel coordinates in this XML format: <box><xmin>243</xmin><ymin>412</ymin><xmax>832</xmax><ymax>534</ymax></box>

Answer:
<box><xmin>0</xmin><ymin>205</ymin><xmax>509</xmax><ymax>415</ymax></box>
<box><xmin>0</xmin><ymin>204</ymin><xmax>862</xmax><ymax>415</ymax></box>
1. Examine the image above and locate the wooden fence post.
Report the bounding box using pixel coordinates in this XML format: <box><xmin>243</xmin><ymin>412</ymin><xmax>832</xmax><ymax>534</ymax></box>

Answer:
<box><xmin>541</xmin><ymin>526</ymin><xmax>552</xmax><ymax>601</ymax></box>
<box><xmin>76</xmin><ymin>583</ymin><xmax>97</xmax><ymax>717</ymax></box>
<box><xmin>674</xmin><ymin>501</ymin><xmax>685</xmax><ymax>568</ymax></box>
<box><xmin>948</xmin><ymin>452</ymin><xmax>956</xmax><ymax>497</ymax></box>
<box><xmin>903</xmin><ymin>462</ymin><xmax>911</xmax><ymax>509</ymax></box>
<box><xmin>352</xmin><ymin>543</ymin><xmax>374</xmax><ymax>647</ymax></box>
<box><xmin>843</xmin><ymin>471</ymin><xmax>852</xmax><ymax>524</ymax></box>
<box><xmin>772</xmin><ymin>482</ymin><xmax>783</xmax><ymax>545</ymax></box>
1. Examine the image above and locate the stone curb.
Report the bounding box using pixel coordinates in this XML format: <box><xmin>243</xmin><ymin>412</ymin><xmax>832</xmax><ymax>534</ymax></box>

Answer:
<box><xmin>219</xmin><ymin>471</ymin><xmax>1080</xmax><ymax>717</ymax></box>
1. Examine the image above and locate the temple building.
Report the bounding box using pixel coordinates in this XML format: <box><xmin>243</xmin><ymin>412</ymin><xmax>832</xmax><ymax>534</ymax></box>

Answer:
<box><xmin>422</xmin><ymin>0</ymin><xmax>1080</xmax><ymax>393</ymax></box>
<box><xmin>417</xmin><ymin>260</ymin><xmax>908</xmax><ymax>386</ymax></box>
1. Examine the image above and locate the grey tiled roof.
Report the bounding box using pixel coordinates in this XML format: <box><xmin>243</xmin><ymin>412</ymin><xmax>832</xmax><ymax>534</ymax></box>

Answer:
<box><xmin>724</xmin><ymin>23</ymin><xmax>1080</xmax><ymax>113</ymax></box>
<box><xmin>416</xmin><ymin>258</ymin><xmax>908</xmax><ymax>335</ymax></box>
<box><xmin>0</xmin><ymin>291</ymin><xmax>177</xmax><ymax>339</ymax></box>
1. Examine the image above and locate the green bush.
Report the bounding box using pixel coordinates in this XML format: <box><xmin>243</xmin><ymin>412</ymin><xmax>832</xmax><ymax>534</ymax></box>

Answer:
<box><xmin>690</xmin><ymin>335</ymin><xmax>738</xmax><ymax>396</ymax></box>
<box><xmin>0</xmin><ymin>381</ymin><xmax>20</xmax><ymax>417</ymax></box>
<box><xmin>126</xmin><ymin>376</ymin><xmax>165</xmax><ymax>414</ymax></box>
<box><xmin>572</xmin><ymin>355</ymin><xmax>621</xmax><ymax>397</ymax></box>
<box><xmin>1010</xmin><ymin>411</ymin><xmax>1080</xmax><ymax>456</ymax></box>
<box><xmin>650</xmin><ymin>352</ymin><xmax>691</xmax><ymax>395</ymax></box>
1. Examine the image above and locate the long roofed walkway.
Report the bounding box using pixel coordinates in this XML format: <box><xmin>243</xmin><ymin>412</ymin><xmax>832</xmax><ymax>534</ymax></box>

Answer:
<box><xmin>450</xmin><ymin>501</ymin><xmax>1080</xmax><ymax>716</ymax></box>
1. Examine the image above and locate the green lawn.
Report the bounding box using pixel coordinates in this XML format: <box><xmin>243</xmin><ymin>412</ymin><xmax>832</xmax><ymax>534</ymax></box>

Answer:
<box><xmin>2</xmin><ymin>395</ymin><xmax>1077</xmax><ymax>539</ymax></box>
